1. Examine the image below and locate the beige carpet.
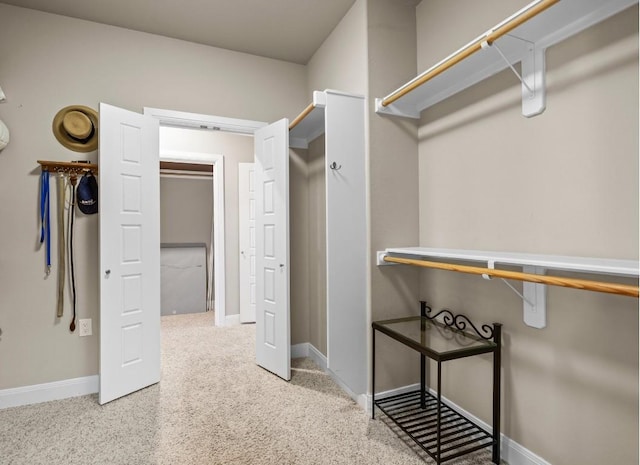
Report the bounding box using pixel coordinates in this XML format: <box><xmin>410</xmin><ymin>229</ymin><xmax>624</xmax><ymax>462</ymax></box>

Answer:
<box><xmin>0</xmin><ymin>312</ymin><xmax>494</xmax><ymax>464</ymax></box>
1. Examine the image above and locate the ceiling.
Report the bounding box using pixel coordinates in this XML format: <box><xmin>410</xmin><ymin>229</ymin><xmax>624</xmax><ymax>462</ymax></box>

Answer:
<box><xmin>1</xmin><ymin>0</ymin><xmax>357</xmax><ymax>64</ymax></box>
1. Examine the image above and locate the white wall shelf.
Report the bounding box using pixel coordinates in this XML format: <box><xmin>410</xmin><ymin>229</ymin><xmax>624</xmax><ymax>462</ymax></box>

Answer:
<box><xmin>377</xmin><ymin>247</ymin><xmax>639</xmax><ymax>329</ymax></box>
<box><xmin>375</xmin><ymin>0</ymin><xmax>638</xmax><ymax>119</ymax></box>
<box><xmin>289</xmin><ymin>91</ymin><xmax>326</xmax><ymax>149</ymax></box>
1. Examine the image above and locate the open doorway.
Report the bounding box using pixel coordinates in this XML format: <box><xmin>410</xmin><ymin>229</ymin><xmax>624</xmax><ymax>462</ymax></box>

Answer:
<box><xmin>159</xmin><ymin>163</ymin><xmax>214</xmax><ymax>317</ymax></box>
<box><xmin>146</xmin><ymin>107</ymin><xmax>267</xmax><ymax>326</ymax></box>
<box><xmin>158</xmin><ymin>141</ymin><xmax>225</xmax><ymax>325</ymax></box>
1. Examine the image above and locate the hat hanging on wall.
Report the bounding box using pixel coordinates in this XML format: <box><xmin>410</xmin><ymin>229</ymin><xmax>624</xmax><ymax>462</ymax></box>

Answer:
<box><xmin>52</xmin><ymin>105</ymin><xmax>98</xmax><ymax>152</ymax></box>
<box><xmin>77</xmin><ymin>171</ymin><xmax>98</xmax><ymax>214</ymax></box>
<box><xmin>0</xmin><ymin>119</ymin><xmax>9</xmax><ymax>151</ymax></box>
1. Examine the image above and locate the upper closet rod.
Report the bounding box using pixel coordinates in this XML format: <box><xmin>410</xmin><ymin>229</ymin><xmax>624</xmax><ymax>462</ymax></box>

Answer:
<box><xmin>383</xmin><ymin>255</ymin><xmax>639</xmax><ymax>298</ymax></box>
<box><xmin>380</xmin><ymin>0</ymin><xmax>559</xmax><ymax>107</ymax></box>
<box><xmin>289</xmin><ymin>102</ymin><xmax>315</xmax><ymax>130</ymax></box>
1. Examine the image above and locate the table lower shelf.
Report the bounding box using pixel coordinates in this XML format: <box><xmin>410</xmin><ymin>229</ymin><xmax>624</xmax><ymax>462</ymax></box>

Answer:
<box><xmin>374</xmin><ymin>389</ymin><xmax>496</xmax><ymax>463</ymax></box>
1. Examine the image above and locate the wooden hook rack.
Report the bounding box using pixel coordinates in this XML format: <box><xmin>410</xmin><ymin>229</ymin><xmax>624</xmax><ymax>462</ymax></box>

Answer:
<box><xmin>38</xmin><ymin>160</ymin><xmax>98</xmax><ymax>175</ymax></box>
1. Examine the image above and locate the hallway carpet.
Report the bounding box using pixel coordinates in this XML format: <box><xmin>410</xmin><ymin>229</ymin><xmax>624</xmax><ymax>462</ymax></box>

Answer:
<box><xmin>0</xmin><ymin>312</ymin><xmax>494</xmax><ymax>464</ymax></box>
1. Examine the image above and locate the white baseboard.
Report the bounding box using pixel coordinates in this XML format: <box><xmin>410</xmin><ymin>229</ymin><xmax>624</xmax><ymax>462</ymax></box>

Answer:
<box><xmin>290</xmin><ymin>342</ymin><xmax>367</xmax><ymax>408</ymax></box>
<box><xmin>291</xmin><ymin>342</ymin><xmax>327</xmax><ymax>371</ymax></box>
<box><xmin>0</xmin><ymin>375</ymin><xmax>98</xmax><ymax>410</ymax></box>
<box><xmin>291</xmin><ymin>342</ymin><xmax>309</xmax><ymax>359</ymax></box>
<box><xmin>307</xmin><ymin>344</ymin><xmax>327</xmax><ymax>371</ymax></box>
<box><xmin>368</xmin><ymin>384</ymin><xmax>551</xmax><ymax>465</ymax></box>
<box><xmin>225</xmin><ymin>313</ymin><xmax>241</xmax><ymax>326</ymax></box>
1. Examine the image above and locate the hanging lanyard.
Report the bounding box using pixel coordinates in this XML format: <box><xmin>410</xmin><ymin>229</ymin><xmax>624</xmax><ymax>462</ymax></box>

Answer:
<box><xmin>40</xmin><ymin>170</ymin><xmax>51</xmax><ymax>274</ymax></box>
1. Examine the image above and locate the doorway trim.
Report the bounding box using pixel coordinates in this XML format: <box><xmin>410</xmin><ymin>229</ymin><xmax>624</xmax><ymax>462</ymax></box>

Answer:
<box><xmin>159</xmin><ymin>150</ymin><xmax>225</xmax><ymax>326</ymax></box>
<box><xmin>144</xmin><ymin>107</ymin><xmax>267</xmax><ymax>327</ymax></box>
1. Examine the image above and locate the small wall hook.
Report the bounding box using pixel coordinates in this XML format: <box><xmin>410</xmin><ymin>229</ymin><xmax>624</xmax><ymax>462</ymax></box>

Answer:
<box><xmin>329</xmin><ymin>161</ymin><xmax>342</xmax><ymax>170</ymax></box>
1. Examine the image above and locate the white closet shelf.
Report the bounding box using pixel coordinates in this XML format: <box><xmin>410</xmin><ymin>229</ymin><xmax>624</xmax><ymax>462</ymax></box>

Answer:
<box><xmin>289</xmin><ymin>91</ymin><xmax>326</xmax><ymax>149</ymax></box>
<box><xmin>377</xmin><ymin>247</ymin><xmax>639</xmax><ymax>329</ymax></box>
<box><xmin>378</xmin><ymin>247</ymin><xmax>639</xmax><ymax>276</ymax></box>
<box><xmin>289</xmin><ymin>90</ymin><xmax>365</xmax><ymax>149</ymax></box>
<box><xmin>375</xmin><ymin>0</ymin><xmax>638</xmax><ymax>118</ymax></box>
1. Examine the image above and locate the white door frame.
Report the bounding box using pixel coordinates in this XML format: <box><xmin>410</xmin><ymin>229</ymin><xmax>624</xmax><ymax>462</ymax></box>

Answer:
<box><xmin>159</xmin><ymin>150</ymin><xmax>225</xmax><ymax>327</ymax></box>
<box><xmin>144</xmin><ymin>107</ymin><xmax>267</xmax><ymax>327</ymax></box>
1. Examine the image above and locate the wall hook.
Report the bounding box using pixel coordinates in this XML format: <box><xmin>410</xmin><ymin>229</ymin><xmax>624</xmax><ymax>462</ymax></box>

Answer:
<box><xmin>329</xmin><ymin>161</ymin><xmax>341</xmax><ymax>170</ymax></box>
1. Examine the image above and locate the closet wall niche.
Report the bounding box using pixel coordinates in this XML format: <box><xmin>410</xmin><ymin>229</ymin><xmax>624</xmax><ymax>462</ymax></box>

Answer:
<box><xmin>290</xmin><ymin>90</ymin><xmax>367</xmax><ymax>400</ymax></box>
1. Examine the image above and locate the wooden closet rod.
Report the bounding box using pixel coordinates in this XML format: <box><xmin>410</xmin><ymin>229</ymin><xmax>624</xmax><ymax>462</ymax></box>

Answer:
<box><xmin>380</xmin><ymin>0</ymin><xmax>560</xmax><ymax>107</ymax></box>
<box><xmin>383</xmin><ymin>255</ymin><xmax>640</xmax><ymax>298</ymax></box>
<box><xmin>289</xmin><ymin>102</ymin><xmax>315</xmax><ymax>130</ymax></box>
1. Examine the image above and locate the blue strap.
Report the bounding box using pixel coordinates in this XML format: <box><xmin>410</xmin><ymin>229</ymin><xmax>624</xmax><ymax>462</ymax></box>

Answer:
<box><xmin>40</xmin><ymin>170</ymin><xmax>51</xmax><ymax>274</ymax></box>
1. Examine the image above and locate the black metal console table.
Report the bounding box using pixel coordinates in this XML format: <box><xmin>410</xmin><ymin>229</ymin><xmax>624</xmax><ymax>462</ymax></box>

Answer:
<box><xmin>372</xmin><ymin>301</ymin><xmax>501</xmax><ymax>464</ymax></box>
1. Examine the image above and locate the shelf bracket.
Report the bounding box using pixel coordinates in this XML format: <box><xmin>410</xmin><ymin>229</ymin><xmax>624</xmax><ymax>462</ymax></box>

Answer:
<box><xmin>522</xmin><ymin>266</ymin><xmax>547</xmax><ymax>329</ymax></box>
<box><xmin>482</xmin><ymin>39</ymin><xmax>546</xmax><ymax>117</ymax></box>
<box><xmin>520</xmin><ymin>44</ymin><xmax>546</xmax><ymax>117</ymax></box>
<box><xmin>482</xmin><ymin>260</ymin><xmax>534</xmax><ymax>305</ymax></box>
<box><xmin>482</xmin><ymin>260</ymin><xmax>546</xmax><ymax>329</ymax></box>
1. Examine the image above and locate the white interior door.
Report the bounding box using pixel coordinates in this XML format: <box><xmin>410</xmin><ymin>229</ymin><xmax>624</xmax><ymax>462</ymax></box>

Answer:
<box><xmin>254</xmin><ymin>119</ymin><xmax>290</xmax><ymax>381</ymax></box>
<box><xmin>99</xmin><ymin>102</ymin><xmax>160</xmax><ymax>405</ymax></box>
<box><xmin>239</xmin><ymin>163</ymin><xmax>256</xmax><ymax>323</ymax></box>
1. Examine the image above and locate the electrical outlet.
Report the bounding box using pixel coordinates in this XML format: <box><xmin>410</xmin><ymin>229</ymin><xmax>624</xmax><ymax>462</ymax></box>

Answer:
<box><xmin>79</xmin><ymin>319</ymin><xmax>92</xmax><ymax>337</ymax></box>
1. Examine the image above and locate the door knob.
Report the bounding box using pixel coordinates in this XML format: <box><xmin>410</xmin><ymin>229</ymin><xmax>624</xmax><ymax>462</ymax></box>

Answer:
<box><xmin>105</xmin><ymin>269</ymin><xmax>111</xmax><ymax>277</ymax></box>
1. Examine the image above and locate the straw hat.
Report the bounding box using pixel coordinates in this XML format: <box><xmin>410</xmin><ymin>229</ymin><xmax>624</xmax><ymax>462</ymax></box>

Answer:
<box><xmin>52</xmin><ymin>105</ymin><xmax>98</xmax><ymax>152</ymax></box>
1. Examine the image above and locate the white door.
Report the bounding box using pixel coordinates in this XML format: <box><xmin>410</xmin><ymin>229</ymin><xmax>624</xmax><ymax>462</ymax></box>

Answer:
<box><xmin>239</xmin><ymin>163</ymin><xmax>256</xmax><ymax>323</ymax></box>
<box><xmin>99</xmin><ymin>103</ymin><xmax>161</xmax><ymax>405</ymax></box>
<box><xmin>254</xmin><ymin>119</ymin><xmax>290</xmax><ymax>381</ymax></box>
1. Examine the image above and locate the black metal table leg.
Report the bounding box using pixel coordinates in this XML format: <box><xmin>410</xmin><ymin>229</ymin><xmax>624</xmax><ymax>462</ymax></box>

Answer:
<box><xmin>372</xmin><ymin>327</ymin><xmax>376</xmax><ymax>420</ymax></box>
<box><xmin>492</xmin><ymin>323</ymin><xmax>502</xmax><ymax>464</ymax></box>
<box><xmin>420</xmin><ymin>301</ymin><xmax>426</xmax><ymax>409</ymax></box>
<box><xmin>436</xmin><ymin>360</ymin><xmax>442</xmax><ymax>465</ymax></box>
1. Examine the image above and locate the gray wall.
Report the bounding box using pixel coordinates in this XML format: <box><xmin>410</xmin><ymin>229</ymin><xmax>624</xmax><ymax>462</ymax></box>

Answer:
<box><xmin>366</xmin><ymin>0</ymin><xmax>421</xmax><ymax>391</ymax></box>
<box><xmin>289</xmin><ymin>147</ymin><xmax>311</xmax><ymax>346</ymax></box>
<box><xmin>415</xmin><ymin>2</ymin><xmax>638</xmax><ymax>464</ymax></box>
<box><xmin>306</xmin><ymin>137</ymin><xmax>327</xmax><ymax>353</ymax></box>
<box><xmin>160</xmin><ymin>176</ymin><xmax>213</xmax><ymax>250</ymax></box>
<box><xmin>0</xmin><ymin>3</ymin><xmax>307</xmax><ymax>390</ymax></box>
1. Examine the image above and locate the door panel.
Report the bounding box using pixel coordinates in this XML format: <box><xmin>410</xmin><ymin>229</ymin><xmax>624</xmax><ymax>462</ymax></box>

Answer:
<box><xmin>325</xmin><ymin>92</ymin><xmax>367</xmax><ymax>396</ymax></box>
<box><xmin>99</xmin><ymin>103</ymin><xmax>160</xmax><ymax>405</ymax></box>
<box><xmin>239</xmin><ymin>163</ymin><xmax>256</xmax><ymax>323</ymax></box>
<box><xmin>254</xmin><ymin>119</ymin><xmax>290</xmax><ymax>381</ymax></box>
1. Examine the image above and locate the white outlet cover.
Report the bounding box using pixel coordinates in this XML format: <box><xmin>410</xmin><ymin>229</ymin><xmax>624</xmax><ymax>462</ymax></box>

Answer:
<box><xmin>79</xmin><ymin>318</ymin><xmax>92</xmax><ymax>336</ymax></box>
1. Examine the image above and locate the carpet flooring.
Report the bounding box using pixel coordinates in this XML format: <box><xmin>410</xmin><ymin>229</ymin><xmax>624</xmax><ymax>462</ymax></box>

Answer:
<box><xmin>0</xmin><ymin>312</ymin><xmax>495</xmax><ymax>464</ymax></box>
